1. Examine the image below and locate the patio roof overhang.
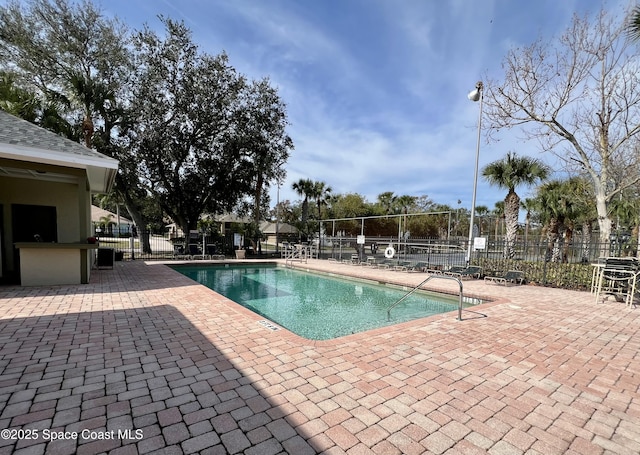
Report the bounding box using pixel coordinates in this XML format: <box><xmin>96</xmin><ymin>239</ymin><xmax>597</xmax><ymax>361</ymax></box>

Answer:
<box><xmin>0</xmin><ymin>142</ymin><xmax>118</xmax><ymax>194</ymax></box>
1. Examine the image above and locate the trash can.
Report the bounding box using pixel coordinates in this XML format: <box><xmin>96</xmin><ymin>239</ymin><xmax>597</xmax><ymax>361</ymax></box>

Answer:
<box><xmin>97</xmin><ymin>248</ymin><xmax>115</xmax><ymax>269</ymax></box>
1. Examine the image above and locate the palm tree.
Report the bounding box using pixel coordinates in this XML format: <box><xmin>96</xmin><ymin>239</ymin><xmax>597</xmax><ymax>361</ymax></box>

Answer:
<box><xmin>395</xmin><ymin>195</ymin><xmax>417</xmax><ymax>241</ymax></box>
<box><xmin>626</xmin><ymin>6</ymin><xmax>640</xmax><ymax>41</ymax></box>
<box><xmin>608</xmin><ymin>192</ymin><xmax>639</xmax><ymax>256</ymax></box>
<box><xmin>309</xmin><ymin>181</ymin><xmax>332</xmax><ymax>252</ymax></box>
<box><xmin>98</xmin><ymin>214</ymin><xmax>114</xmax><ymax>236</ymax></box>
<box><xmin>475</xmin><ymin>205</ymin><xmax>489</xmax><ymax>236</ymax></box>
<box><xmin>292</xmin><ymin>178</ymin><xmax>315</xmax><ymax>241</ymax></box>
<box><xmin>482</xmin><ymin>152</ymin><xmax>550</xmax><ymax>258</ymax></box>
<box><xmin>535</xmin><ymin>177</ymin><xmax>596</xmax><ymax>262</ymax></box>
<box><xmin>492</xmin><ymin>201</ymin><xmax>505</xmax><ymax>240</ymax></box>
<box><xmin>0</xmin><ymin>71</ymin><xmax>39</xmax><ymax>121</ymax></box>
<box><xmin>536</xmin><ymin>180</ymin><xmax>575</xmax><ymax>262</ymax></box>
<box><xmin>68</xmin><ymin>73</ymin><xmax>116</xmax><ymax>148</ymax></box>
<box><xmin>568</xmin><ymin>178</ymin><xmax>597</xmax><ymax>261</ymax></box>
<box><xmin>0</xmin><ymin>71</ymin><xmax>76</xmax><ymax>139</ymax></box>
<box><xmin>520</xmin><ymin>198</ymin><xmax>537</xmax><ymax>254</ymax></box>
<box><xmin>376</xmin><ymin>192</ymin><xmax>397</xmax><ymax>214</ymax></box>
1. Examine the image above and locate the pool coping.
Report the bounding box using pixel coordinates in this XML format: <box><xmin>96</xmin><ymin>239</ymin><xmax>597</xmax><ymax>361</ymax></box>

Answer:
<box><xmin>152</xmin><ymin>259</ymin><xmax>512</xmax><ymax>348</ymax></box>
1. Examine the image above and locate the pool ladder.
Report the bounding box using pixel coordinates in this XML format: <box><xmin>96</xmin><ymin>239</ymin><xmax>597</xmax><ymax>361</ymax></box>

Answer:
<box><xmin>387</xmin><ymin>275</ymin><xmax>464</xmax><ymax>321</ymax></box>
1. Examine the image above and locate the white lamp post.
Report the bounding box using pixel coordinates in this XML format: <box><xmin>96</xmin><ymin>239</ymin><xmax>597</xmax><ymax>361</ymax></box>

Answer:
<box><xmin>466</xmin><ymin>81</ymin><xmax>483</xmax><ymax>264</ymax></box>
<box><xmin>275</xmin><ymin>182</ymin><xmax>280</xmax><ymax>253</ymax></box>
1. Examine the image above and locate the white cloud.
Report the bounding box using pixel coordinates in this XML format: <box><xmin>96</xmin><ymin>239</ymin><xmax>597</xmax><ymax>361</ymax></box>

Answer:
<box><xmin>100</xmin><ymin>0</ymin><xmax>612</xmax><ymax>213</ymax></box>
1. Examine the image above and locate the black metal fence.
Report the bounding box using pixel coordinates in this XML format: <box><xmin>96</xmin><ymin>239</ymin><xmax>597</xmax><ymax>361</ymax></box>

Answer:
<box><xmin>96</xmin><ymin>231</ymin><xmax>638</xmax><ymax>290</ymax></box>
<box><xmin>95</xmin><ymin>230</ymin><xmax>284</xmax><ymax>261</ymax></box>
<box><xmin>319</xmin><ymin>235</ymin><xmax>637</xmax><ymax>289</ymax></box>
<box><xmin>320</xmin><ymin>234</ymin><xmax>633</xmax><ymax>262</ymax></box>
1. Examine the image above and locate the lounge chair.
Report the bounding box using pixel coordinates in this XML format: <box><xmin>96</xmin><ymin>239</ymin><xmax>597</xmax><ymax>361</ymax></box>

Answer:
<box><xmin>342</xmin><ymin>254</ymin><xmax>360</xmax><ymax>265</ymax></box>
<box><xmin>375</xmin><ymin>259</ymin><xmax>394</xmax><ymax>269</ymax></box>
<box><xmin>361</xmin><ymin>256</ymin><xmax>378</xmax><ymax>267</ymax></box>
<box><xmin>443</xmin><ymin>265</ymin><xmax>482</xmax><ymax>280</ymax></box>
<box><xmin>188</xmin><ymin>243</ymin><xmax>203</xmax><ymax>259</ymax></box>
<box><xmin>443</xmin><ymin>266</ymin><xmax>466</xmax><ymax>277</ymax></box>
<box><xmin>173</xmin><ymin>244</ymin><xmax>190</xmax><ymax>260</ymax></box>
<box><xmin>393</xmin><ymin>261</ymin><xmax>412</xmax><ymax>272</ymax></box>
<box><xmin>484</xmin><ymin>270</ymin><xmax>525</xmax><ymax>286</ymax></box>
<box><xmin>458</xmin><ymin>266</ymin><xmax>483</xmax><ymax>279</ymax></box>
<box><xmin>204</xmin><ymin>244</ymin><xmax>219</xmax><ymax>259</ymax></box>
<box><xmin>406</xmin><ymin>262</ymin><xmax>429</xmax><ymax>272</ymax></box>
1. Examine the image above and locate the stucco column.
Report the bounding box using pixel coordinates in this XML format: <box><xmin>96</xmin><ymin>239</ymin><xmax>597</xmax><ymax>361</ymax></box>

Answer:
<box><xmin>78</xmin><ymin>174</ymin><xmax>91</xmax><ymax>283</ymax></box>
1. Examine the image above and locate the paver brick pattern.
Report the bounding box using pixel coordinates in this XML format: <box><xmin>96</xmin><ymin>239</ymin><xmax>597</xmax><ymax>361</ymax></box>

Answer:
<box><xmin>0</xmin><ymin>259</ymin><xmax>639</xmax><ymax>454</ymax></box>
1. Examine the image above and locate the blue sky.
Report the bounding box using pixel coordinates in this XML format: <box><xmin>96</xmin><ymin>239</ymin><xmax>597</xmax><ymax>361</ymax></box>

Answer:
<box><xmin>100</xmin><ymin>0</ymin><xmax>622</xmax><ymax>211</ymax></box>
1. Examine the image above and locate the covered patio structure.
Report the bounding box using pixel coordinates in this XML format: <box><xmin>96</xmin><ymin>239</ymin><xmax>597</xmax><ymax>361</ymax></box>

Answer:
<box><xmin>0</xmin><ymin>110</ymin><xmax>118</xmax><ymax>285</ymax></box>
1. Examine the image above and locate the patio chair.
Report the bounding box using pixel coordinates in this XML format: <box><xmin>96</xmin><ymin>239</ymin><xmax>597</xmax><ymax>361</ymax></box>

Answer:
<box><xmin>484</xmin><ymin>270</ymin><xmax>525</xmax><ymax>286</ymax></box>
<box><xmin>594</xmin><ymin>257</ymin><xmax>640</xmax><ymax>306</ymax></box>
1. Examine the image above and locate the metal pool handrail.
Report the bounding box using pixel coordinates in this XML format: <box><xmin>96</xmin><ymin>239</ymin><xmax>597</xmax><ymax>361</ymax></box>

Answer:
<box><xmin>387</xmin><ymin>275</ymin><xmax>464</xmax><ymax>321</ymax></box>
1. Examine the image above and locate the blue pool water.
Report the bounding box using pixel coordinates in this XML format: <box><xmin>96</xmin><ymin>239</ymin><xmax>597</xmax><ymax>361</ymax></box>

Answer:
<box><xmin>173</xmin><ymin>264</ymin><xmax>474</xmax><ymax>340</ymax></box>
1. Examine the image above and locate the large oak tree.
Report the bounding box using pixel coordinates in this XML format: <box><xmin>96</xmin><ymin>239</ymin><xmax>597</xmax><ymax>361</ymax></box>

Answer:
<box><xmin>0</xmin><ymin>1</ymin><xmax>292</xmax><ymax>249</ymax></box>
<box><xmin>129</xmin><ymin>18</ymin><xmax>292</xmax><ymax>237</ymax></box>
<box><xmin>0</xmin><ymin>0</ymin><xmax>155</xmax><ymax>249</ymax></box>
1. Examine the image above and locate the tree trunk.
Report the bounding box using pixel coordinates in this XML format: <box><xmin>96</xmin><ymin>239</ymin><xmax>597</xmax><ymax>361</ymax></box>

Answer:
<box><xmin>301</xmin><ymin>199</ymin><xmax>309</xmax><ymax>242</ymax></box>
<box><xmin>123</xmin><ymin>201</ymin><xmax>151</xmax><ymax>254</ymax></box>
<box><xmin>180</xmin><ymin>219</ymin><xmax>199</xmax><ymax>245</ymax></box>
<box><xmin>550</xmin><ymin>220</ymin><xmax>566</xmax><ymax>263</ymax></box>
<box><xmin>562</xmin><ymin>227</ymin><xmax>573</xmax><ymax>263</ymax></box>
<box><xmin>503</xmin><ymin>191</ymin><xmax>520</xmax><ymax>259</ymax></box>
<box><xmin>82</xmin><ymin>113</ymin><xmax>94</xmax><ymax>148</ymax></box>
<box><xmin>317</xmin><ymin>205</ymin><xmax>323</xmax><ymax>256</ymax></box>
<box><xmin>546</xmin><ymin>218</ymin><xmax>562</xmax><ymax>263</ymax></box>
<box><xmin>253</xmin><ymin>174</ymin><xmax>264</xmax><ymax>254</ymax></box>
<box><xmin>524</xmin><ymin>214</ymin><xmax>530</xmax><ymax>255</ymax></box>
<box><xmin>581</xmin><ymin>221</ymin><xmax>592</xmax><ymax>263</ymax></box>
<box><xmin>595</xmin><ymin>185</ymin><xmax>611</xmax><ymax>256</ymax></box>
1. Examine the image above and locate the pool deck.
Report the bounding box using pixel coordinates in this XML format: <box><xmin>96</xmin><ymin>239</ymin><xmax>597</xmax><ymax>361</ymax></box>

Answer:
<box><xmin>0</xmin><ymin>258</ymin><xmax>638</xmax><ymax>455</ymax></box>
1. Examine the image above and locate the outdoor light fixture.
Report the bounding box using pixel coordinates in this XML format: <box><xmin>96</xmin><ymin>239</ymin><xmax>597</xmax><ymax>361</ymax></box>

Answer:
<box><xmin>467</xmin><ymin>83</ymin><xmax>482</xmax><ymax>102</ymax></box>
<box><xmin>466</xmin><ymin>81</ymin><xmax>483</xmax><ymax>264</ymax></box>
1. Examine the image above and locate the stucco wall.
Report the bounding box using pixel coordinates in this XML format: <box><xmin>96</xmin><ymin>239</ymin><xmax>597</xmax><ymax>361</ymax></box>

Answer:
<box><xmin>18</xmin><ymin>248</ymin><xmax>81</xmax><ymax>286</ymax></box>
<box><xmin>1</xmin><ymin>175</ymin><xmax>89</xmax><ymax>276</ymax></box>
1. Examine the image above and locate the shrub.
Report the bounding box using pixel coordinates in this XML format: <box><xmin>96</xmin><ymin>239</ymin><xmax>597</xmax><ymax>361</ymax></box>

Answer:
<box><xmin>473</xmin><ymin>258</ymin><xmax>593</xmax><ymax>290</ymax></box>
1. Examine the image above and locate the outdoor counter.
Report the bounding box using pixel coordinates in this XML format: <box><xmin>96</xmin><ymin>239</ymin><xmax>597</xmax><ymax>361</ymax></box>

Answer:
<box><xmin>14</xmin><ymin>242</ymin><xmax>98</xmax><ymax>286</ymax></box>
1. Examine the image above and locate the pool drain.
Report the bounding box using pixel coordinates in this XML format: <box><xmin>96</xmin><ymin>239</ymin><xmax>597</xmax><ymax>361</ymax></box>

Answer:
<box><xmin>258</xmin><ymin>320</ymin><xmax>280</xmax><ymax>331</ymax></box>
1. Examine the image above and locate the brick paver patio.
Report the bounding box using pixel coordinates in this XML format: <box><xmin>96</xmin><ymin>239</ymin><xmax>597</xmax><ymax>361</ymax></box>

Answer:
<box><xmin>0</xmin><ymin>259</ymin><xmax>639</xmax><ymax>454</ymax></box>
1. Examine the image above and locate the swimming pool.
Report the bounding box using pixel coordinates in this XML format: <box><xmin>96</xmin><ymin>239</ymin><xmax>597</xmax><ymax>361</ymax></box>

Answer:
<box><xmin>173</xmin><ymin>263</ymin><xmax>476</xmax><ymax>340</ymax></box>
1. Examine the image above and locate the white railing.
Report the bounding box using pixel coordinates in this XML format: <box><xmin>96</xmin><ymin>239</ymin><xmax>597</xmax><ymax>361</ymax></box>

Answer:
<box><xmin>283</xmin><ymin>244</ymin><xmax>310</xmax><ymax>265</ymax></box>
